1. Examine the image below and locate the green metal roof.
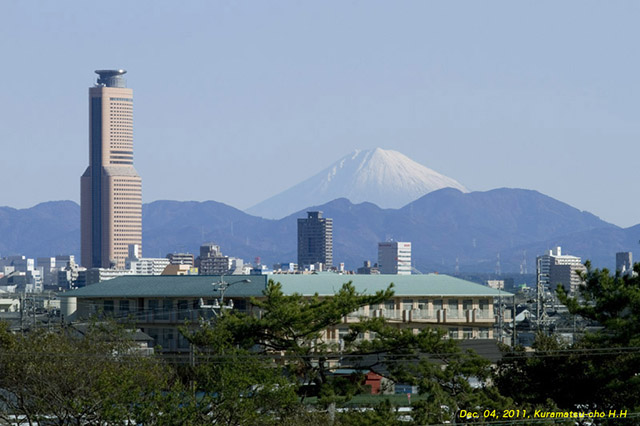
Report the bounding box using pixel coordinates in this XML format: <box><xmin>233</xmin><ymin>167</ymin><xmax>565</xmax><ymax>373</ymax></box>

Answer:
<box><xmin>61</xmin><ymin>275</ymin><xmax>269</xmax><ymax>299</ymax></box>
<box><xmin>275</xmin><ymin>274</ymin><xmax>512</xmax><ymax>297</ymax></box>
<box><xmin>60</xmin><ymin>274</ymin><xmax>511</xmax><ymax>299</ymax></box>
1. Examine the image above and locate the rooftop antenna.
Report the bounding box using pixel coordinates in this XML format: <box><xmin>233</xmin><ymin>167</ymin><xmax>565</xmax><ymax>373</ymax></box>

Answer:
<box><xmin>495</xmin><ymin>253</ymin><xmax>501</xmax><ymax>276</ymax></box>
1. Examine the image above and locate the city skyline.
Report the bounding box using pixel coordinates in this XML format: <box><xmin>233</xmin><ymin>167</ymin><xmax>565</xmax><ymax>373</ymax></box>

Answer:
<box><xmin>1</xmin><ymin>2</ymin><xmax>639</xmax><ymax>227</ymax></box>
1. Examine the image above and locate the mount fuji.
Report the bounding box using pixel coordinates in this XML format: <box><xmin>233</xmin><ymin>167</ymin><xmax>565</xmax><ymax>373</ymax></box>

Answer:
<box><xmin>247</xmin><ymin>148</ymin><xmax>468</xmax><ymax>219</ymax></box>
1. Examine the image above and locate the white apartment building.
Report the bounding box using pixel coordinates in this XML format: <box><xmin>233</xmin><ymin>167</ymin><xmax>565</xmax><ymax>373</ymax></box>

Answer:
<box><xmin>537</xmin><ymin>246</ymin><xmax>586</xmax><ymax>294</ymax></box>
<box><xmin>125</xmin><ymin>245</ymin><xmax>170</xmax><ymax>275</ymax></box>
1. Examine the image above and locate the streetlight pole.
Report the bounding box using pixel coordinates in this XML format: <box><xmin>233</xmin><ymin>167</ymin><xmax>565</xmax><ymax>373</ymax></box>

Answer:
<box><xmin>199</xmin><ymin>275</ymin><xmax>251</xmax><ymax>317</ymax></box>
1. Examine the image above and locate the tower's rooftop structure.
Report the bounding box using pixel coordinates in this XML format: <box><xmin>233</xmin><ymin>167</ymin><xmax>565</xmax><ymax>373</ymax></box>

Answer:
<box><xmin>95</xmin><ymin>69</ymin><xmax>127</xmax><ymax>88</ymax></box>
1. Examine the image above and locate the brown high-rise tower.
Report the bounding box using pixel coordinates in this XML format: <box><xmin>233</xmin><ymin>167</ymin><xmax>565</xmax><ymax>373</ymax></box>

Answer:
<box><xmin>81</xmin><ymin>70</ymin><xmax>142</xmax><ymax>269</ymax></box>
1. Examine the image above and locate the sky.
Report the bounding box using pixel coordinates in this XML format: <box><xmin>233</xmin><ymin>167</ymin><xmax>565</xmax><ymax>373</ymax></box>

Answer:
<box><xmin>1</xmin><ymin>1</ymin><xmax>639</xmax><ymax>227</ymax></box>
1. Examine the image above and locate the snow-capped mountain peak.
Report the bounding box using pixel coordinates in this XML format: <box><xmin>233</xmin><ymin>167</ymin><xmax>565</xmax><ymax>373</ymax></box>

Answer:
<box><xmin>247</xmin><ymin>148</ymin><xmax>468</xmax><ymax>219</ymax></box>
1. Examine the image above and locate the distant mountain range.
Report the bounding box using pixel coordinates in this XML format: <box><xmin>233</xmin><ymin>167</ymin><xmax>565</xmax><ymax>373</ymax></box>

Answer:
<box><xmin>0</xmin><ymin>201</ymin><xmax>79</xmax><ymax>260</ymax></box>
<box><xmin>247</xmin><ymin>148</ymin><xmax>468</xmax><ymax>219</ymax></box>
<box><xmin>2</xmin><ymin>188</ymin><xmax>637</xmax><ymax>273</ymax></box>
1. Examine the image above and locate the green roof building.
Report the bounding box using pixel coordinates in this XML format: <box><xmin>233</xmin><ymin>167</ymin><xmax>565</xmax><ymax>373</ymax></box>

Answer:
<box><xmin>60</xmin><ymin>273</ymin><xmax>513</xmax><ymax>352</ymax></box>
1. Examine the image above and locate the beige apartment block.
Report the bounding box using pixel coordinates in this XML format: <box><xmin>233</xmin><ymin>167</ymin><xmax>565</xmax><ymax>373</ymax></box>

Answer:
<box><xmin>81</xmin><ymin>70</ymin><xmax>142</xmax><ymax>269</ymax></box>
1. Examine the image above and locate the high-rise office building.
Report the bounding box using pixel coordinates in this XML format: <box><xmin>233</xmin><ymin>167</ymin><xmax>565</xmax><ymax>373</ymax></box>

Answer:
<box><xmin>378</xmin><ymin>242</ymin><xmax>412</xmax><ymax>275</ymax></box>
<box><xmin>297</xmin><ymin>211</ymin><xmax>333</xmax><ymax>269</ymax></box>
<box><xmin>81</xmin><ymin>70</ymin><xmax>142</xmax><ymax>269</ymax></box>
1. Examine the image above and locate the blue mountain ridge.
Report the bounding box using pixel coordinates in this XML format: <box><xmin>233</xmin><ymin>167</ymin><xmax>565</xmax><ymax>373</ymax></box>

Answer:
<box><xmin>1</xmin><ymin>188</ymin><xmax>637</xmax><ymax>273</ymax></box>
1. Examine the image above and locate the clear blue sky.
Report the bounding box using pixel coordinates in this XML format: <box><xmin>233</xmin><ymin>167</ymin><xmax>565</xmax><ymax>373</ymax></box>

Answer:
<box><xmin>1</xmin><ymin>1</ymin><xmax>639</xmax><ymax>227</ymax></box>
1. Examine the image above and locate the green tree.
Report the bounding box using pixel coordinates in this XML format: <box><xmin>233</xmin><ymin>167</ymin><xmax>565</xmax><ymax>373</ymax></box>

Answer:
<box><xmin>177</xmin><ymin>321</ymin><xmax>301</xmax><ymax>425</ymax></box>
<box><xmin>557</xmin><ymin>262</ymin><xmax>640</xmax><ymax>412</ymax></box>
<box><xmin>185</xmin><ymin>279</ymin><xmax>510</xmax><ymax>424</ymax></box>
<box><xmin>0</xmin><ymin>321</ymin><xmax>174</xmax><ymax>425</ymax></box>
<box><xmin>495</xmin><ymin>262</ymin><xmax>640</xmax><ymax>416</ymax></box>
<box><xmin>207</xmin><ymin>280</ymin><xmax>395</xmax><ymax>400</ymax></box>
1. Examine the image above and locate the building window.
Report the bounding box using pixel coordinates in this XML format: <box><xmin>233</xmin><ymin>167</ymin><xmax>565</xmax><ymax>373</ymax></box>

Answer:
<box><xmin>448</xmin><ymin>328</ymin><xmax>459</xmax><ymax>339</ymax></box>
<box><xmin>164</xmin><ymin>328</ymin><xmax>174</xmax><ymax>350</ymax></box>
<box><xmin>448</xmin><ymin>299</ymin><xmax>459</xmax><ymax>318</ymax></box>
<box><xmin>402</xmin><ymin>299</ymin><xmax>413</xmax><ymax>311</ymax></box>
<box><xmin>462</xmin><ymin>328</ymin><xmax>473</xmax><ymax>339</ymax></box>
<box><xmin>417</xmin><ymin>299</ymin><xmax>429</xmax><ymax>318</ymax></box>
<box><xmin>463</xmin><ymin>299</ymin><xmax>473</xmax><ymax>312</ymax></box>
<box><xmin>234</xmin><ymin>299</ymin><xmax>247</xmax><ymax>311</ymax></box>
<box><xmin>178</xmin><ymin>332</ymin><xmax>190</xmax><ymax>350</ymax></box>
<box><xmin>159</xmin><ymin>299</ymin><xmax>172</xmax><ymax>321</ymax></box>
<box><xmin>479</xmin><ymin>328</ymin><xmax>490</xmax><ymax>339</ymax></box>
<box><xmin>148</xmin><ymin>300</ymin><xmax>159</xmax><ymax>320</ymax></box>
<box><xmin>103</xmin><ymin>300</ymin><xmax>114</xmax><ymax>314</ymax></box>
<box><xmin>177</xmin><ymin>300</ymin><xmax>189</xmax><ymax>320</ymax></box>
<box><xmin>119</xmin><ymin>300</ymin><xmax>130</xmax><ymax>313</ymax></box>
<box><xmin>479</xmin><ymin>299</ymin><xmax>489</xmax><ymax>318</ymax></box>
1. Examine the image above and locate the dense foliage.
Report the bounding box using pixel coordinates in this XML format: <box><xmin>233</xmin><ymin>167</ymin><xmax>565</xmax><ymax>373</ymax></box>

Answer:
<box><xmin>0</xmin><ymin>321</ymin><xmax>173</xmax><ymax>425</ymax></box>
<box><xmin>495</xmin><ymin>262</ymin><xmax>640</xmax><ymax>420</ymax></box>
<box><xmin>6</xmin><ymin>268</ymin><xmax>640</xmax><ymax>424</ymax></box>
<box><xmin>184</xmin><ymin>280</ymin><xmax>507</xmax><ymax>424</ymax></box>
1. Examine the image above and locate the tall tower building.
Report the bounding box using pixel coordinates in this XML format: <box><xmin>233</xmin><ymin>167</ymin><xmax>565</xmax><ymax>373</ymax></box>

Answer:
<box><xmin>81</xmin><ymin>70</ymin><xmax>142</xmax><ymax>269</ymax></box>
<box><xmin>297</xmin><ymin>211</ymin><xmax>333</xmax><ymax>269</ymax></box>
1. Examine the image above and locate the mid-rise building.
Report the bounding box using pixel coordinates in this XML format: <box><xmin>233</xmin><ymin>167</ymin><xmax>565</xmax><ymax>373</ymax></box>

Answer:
<box><xmin>273</xmin><ymin>262</ymin><xmax>297</xmax><ymax>273</ymax></box>
<box><xmin>378</xmin><ymin>242</ymin><xmax>411</xmax><ymax>275</ymax></box>
<box><xmin>125</xmin><ymin>245</ymin><xmax>170</xmax><ymax>275</ymax></box>
<box><xmin>166</xmin><ymin>253</ymin><xmax>195</xmax><ymax>266</ymax></box>
<box><xmin>81</xmin><ymin>70</ymin><xmax>142</xmax><ymax>269</ymax></box>
<box><xmin>486</xmin><ymin>280</ymin><xmax>505</xmax><ymax>290</ymax></box>
<box><xmin>537</xmin><ymin>246</ymin><xmax>586</xmax><ymax>294</ymax></box>
<box><xmin>197</xmin><ymin>243</ymin><xmax>234</xmax><ymax>275</ymax></box>
<box><xmin>76</xmin><ymin>268</ymin><xmax>133</xmax><ymax>287</ymax></box>
<box><xmin>38</xmin><ymin>255</ymin><xmax>78</xmax><ymax>287</ymax></box>
<box><xmin>0</xmin><ymin>256</ymin><xmax>41</xmax><ymax>292</ymax></box>
<box><xmin>0</xmin><ymin>256</ymin><xmax>35</xmax><ymax>273</ymax></box>
<box><xmin>126</xmin><ymin>258</ymin><xmax>171</xmax><ymax>275</ymax></box>
<box><xmin>357</xmin><ymin>261</ymin><xmax>380</xmax><ymax>275</ymax></box>
<box><xmin>57</xmin><ymin>261</ymin><xmax>85</xmax><ymax>289</ymax></box>
<box><xmin>199</xmin><ymin>243</ymin><xmax>220</xmax><ymax>260</ymax></box>
<box><xmin>297</xmin><ymin>211</ymin><xmax>333</xmax><ymax>269</ymax></box>
<box><xmin>616</xmin><ymin>252</ymin><xmax>633</xmax><ymax>274</ymax></box>
<box><xmin>229</xmin><ymin>258</ymin><xmax>244</xmax><ymax>274</ymax></box>
<box><xmin>200</xmin><ymin>256</ymin><xmax>231</xmax><ymax>275</ymax></box>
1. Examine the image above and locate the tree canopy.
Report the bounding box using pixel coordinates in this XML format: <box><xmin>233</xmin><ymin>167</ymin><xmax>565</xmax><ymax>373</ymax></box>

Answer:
<box><xmin>184</xmin><ymin>279</ymin><xmax>508</xmax><ymax>424</ymax></box>
<box><xmin>495</xmin><ymin>262</ymin><xmax>640</xmax><ymax>417</ymax></box>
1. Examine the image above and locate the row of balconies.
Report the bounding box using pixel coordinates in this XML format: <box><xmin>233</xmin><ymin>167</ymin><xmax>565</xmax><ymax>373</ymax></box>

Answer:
<box><xmin>102</xmin><ymin>304</ymin><xmax>506</xmax><ymax>326</ymax></box>
<box><xmin>346</xmin><ymin>308</ymin><xmax>495</xmax><ymax>323</ymax></box>
<box><xmin>106</xmin><ymin>308</ymin><xmax>237</xmax><ymax>324</ymax></box>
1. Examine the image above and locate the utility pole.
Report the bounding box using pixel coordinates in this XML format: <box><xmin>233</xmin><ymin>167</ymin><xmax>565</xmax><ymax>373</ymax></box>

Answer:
<box><xmin>48</xmin><ymin>292</ymin><xmax>53</xmax><ymax>332</ymax></box>
<box><xmin>32</xmin><ymin>293</ymin><xmax>36</xmax><ymax>330</ymax></box>
<box><xmin>498</xmin><ymin>288</ymin><xmax>503</xmax><ymax>344</ymax></box>
<box><xmin>199</xmin><ymin>276</ymin><xmax>251</xmax><ymax>318</ymax></box>
<box><xmin>19</xmin><ymin>293</ymin><xmax>24</xmax><ymax>335</ymax></box>
<box><xmin>512</xmin><ymin>296</ymin><xmax>517</xmax><ymax>347</ymax></box>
